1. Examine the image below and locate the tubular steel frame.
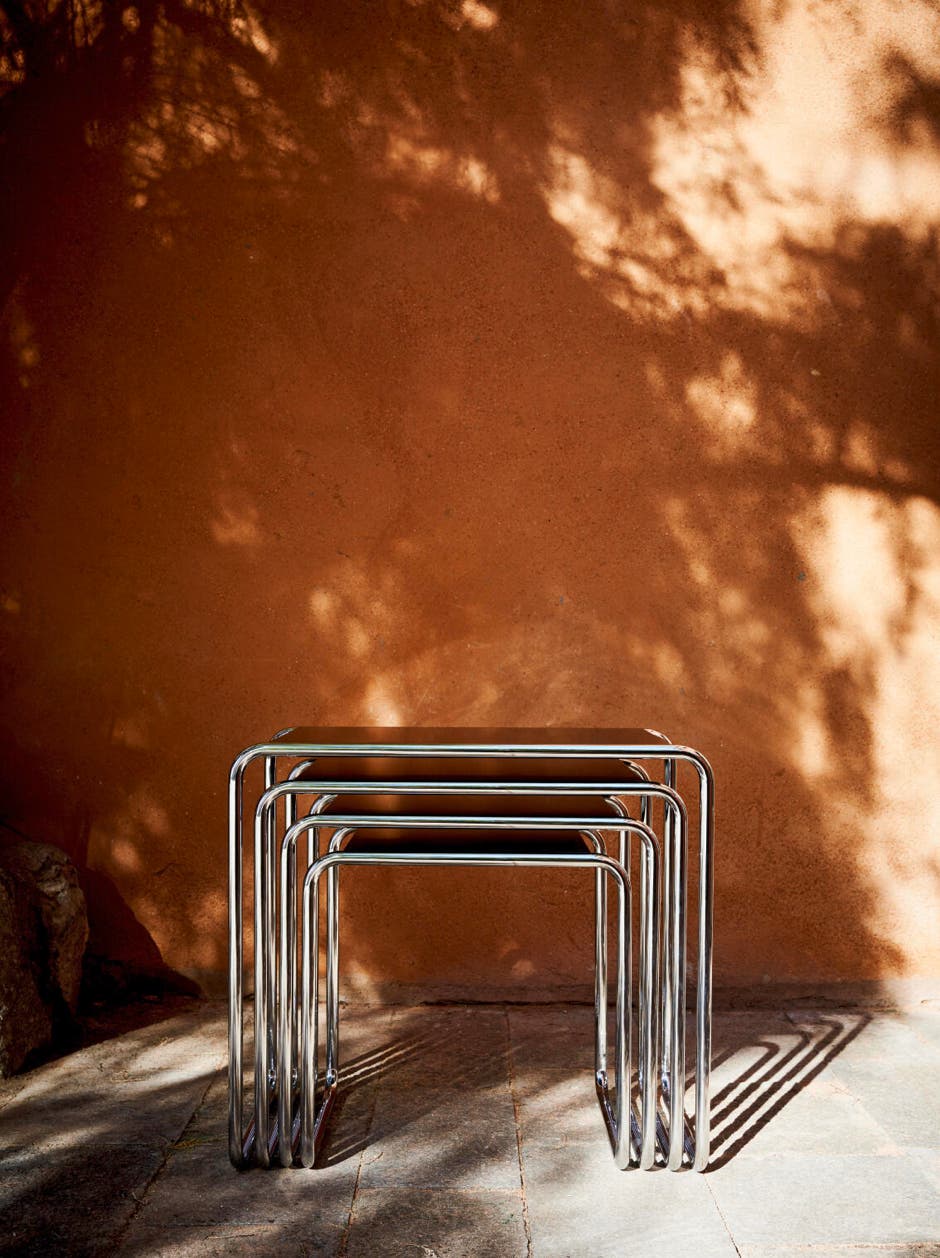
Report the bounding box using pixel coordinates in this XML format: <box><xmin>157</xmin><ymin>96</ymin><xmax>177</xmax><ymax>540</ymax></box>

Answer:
<box><xmin>270</xmin><ymin>813</ymin><xmax>660</xmax><ymax>1171</ymax></box>
<box><xmin>228</xmin><ymin>734</ymin><xmax>714</xmax><ymax>1172</ymax></box>
<box><xmin>299</xmin><ymin>844</ymin><xmax>638</xmax><ymax>1170</ymax></box>
<box><xmin>247</xmin><ymin>775</ymin><xmax>687</xmax><ymax>1168</ymax></box>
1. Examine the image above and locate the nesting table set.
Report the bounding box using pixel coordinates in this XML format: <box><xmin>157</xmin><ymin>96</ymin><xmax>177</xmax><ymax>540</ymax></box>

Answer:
<box><xmin>227</xmin><ymin>727</ymin><xmax>714</xmax><ymax>1172</ymax></box>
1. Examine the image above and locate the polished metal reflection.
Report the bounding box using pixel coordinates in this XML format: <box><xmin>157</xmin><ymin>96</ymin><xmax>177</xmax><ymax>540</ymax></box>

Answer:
<box><xmin>228</xmin><ymin>735</ymin><xmax>714</xmax><ymax>1173</ymax></box>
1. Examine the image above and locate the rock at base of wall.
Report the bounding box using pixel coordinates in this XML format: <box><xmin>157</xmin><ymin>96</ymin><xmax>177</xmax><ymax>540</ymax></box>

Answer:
<box><xmin>0</xmin><ymin>841</ymin><xmax>89</xmax><ymax>1077</ymax></box>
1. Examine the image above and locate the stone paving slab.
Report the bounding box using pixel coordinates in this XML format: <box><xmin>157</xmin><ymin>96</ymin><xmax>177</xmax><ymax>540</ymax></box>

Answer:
<box><xmin>359</xmin><ymin>1085</ymin><xmax>522</xmax><ymax>1190</ymax></box>
<box><xmin>708</xmin><ymin>1152</ymin><xmax>940</xmax><ymax>1247</ymax></box>
<box><xmin>0</xmin><ymin>1005</ymin><xmax>226</xmax><ymax>1258</ymax></box>
<box><xmin>901</xmin><ymin>1007</ymin><xmax>940</xmax><ymax>1052</ymax></box>
<box><xmin>521</xmin><ymin>1141</ymin><xmax>738</xmax><ymax>1258</ymax></box>
<box><xmin>381</xmin><ymin>1006</ymin><xmax>511</xmax><ymax>1089</ymax></box>
<box><xmin>914</xmin><ymin>1148</ymin><xmax>940</xmax><ymax>1193</ymax></box>
<box><xmin>345</xmin><ymin>1188</ymin><xmax>527</xmax><ymax>1257</ymax></box>
<box><xmin>826</xmin><ymin>1056</ymin><xmax>940</xmax><ymax>1150</ymax></box>
<box><xmin>785</xmin><ymin>1009</ymin><xmax>940</xmax><ymax>1067</ymax></box>
<box><xmin>710</xmin><ymin>1073</ymin><xmax>895</xmax><ymax>1164</ymax></box>
<box><xmin>0</xmin><ymin>1006</ymin><xmax>224</xmax><ymax>1155</ymax></box>
<box><xmin>132</xmin><ymin>1133</ymin><xmax>359</xmax><ymax>1231</ymax></box>
<box><xmin>512</xmin><ymin>1067</ymin><xmax>605</xmax><ymax>1146</ymax></box>
<box><xmin>508</xmin><ymin>1005</ymin><xmax>596</xmax><ymax>1070</ymax></box>
<box><xmin>1</xmin><ymin>1143</ymin><xmax>167</xmax><ymax>1257</ymax></box>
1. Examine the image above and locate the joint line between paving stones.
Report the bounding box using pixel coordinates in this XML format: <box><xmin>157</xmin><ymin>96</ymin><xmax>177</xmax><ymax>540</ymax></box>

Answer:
<box><xmin>506</xmin><ymin>1007</ymin><xmax>534</xmax><ymax>1258</ymax></box>
<box><xmin>704</xmin><ymin>1173</ymin><xmax>743</xmax><ymax>1258</ymax></box>
<box><xmin>104</xmin><ymin>1063</ymin><xmax>221</xmax><ymax>1255</ymax></box>
<box><xmin>338</xmin><ymin>1084</ymin><xmax>378</xmax><ymax>1257</ymax></box>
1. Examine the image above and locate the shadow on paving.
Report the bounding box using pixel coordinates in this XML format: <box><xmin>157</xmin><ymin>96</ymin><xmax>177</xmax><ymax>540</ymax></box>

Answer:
<box><xmin>0</xmin><ymin>1001</ymin><xmax>888</xmax><ymax>1256</ymax></box>
<box><xmin>705</xmin><ymin>1010</ymin><xmax>872</xmax><ymax>1168</ymax></box>
<box><xmin>0</xmin><ymin>1003</ymin><xmax>225</xmax><ymax>1258</ymax></box>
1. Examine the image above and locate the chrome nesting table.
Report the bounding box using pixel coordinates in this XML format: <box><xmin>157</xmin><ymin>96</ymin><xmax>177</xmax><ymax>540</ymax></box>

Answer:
<box><xmin>228</xmin><ymin>727</ymin><xmax>714</xmax><ymax>1172</ymax></box>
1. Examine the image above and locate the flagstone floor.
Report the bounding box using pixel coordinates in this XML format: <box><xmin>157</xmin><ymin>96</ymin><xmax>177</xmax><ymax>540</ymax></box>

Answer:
<box><xmin>2</xmin><ymin>1001</ymin><xmax>939</xmax><ymax>1257</ymax></box>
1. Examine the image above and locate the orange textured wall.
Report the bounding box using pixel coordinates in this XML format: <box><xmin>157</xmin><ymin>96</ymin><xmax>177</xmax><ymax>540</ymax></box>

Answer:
<box><xmin>1</xmin><ymin>0</ymin><xmax>939</xmax><ymax>998</ymax></box>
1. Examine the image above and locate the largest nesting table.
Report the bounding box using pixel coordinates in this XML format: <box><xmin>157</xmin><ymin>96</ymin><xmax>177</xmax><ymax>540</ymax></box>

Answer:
<box><xmin>228</xmin><ymin>726</ymin><xmax>714</xmax><ymax>1171</ymax></box>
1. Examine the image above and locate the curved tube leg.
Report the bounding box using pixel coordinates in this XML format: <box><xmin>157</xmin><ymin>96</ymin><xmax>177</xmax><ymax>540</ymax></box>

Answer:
<box><xmin>300</xmin><ymin>855</ymin><xmax>319</xmax><ymax>1168</ymax></box>
<box><xmin>608</xmin><ymin>792</ymin><xmax>659</xmax><ymax>1169</ymax></box>
<box><xmin>326</xmin><ymin>862</ymin><xmax>339</xmax><ymax>1086</ymax></box>
<box><xmin>302</xmin><ymin>795</ymin><xmax>336</xmax><ymax>1103</ymax></box>
<box><xmin>667</xmin><ymin>779</ymin><xmax>686</xmax><ymax>1172</ymax></box>
<box><xmin>615</xmin><ymin>860</ymin><xmax>630</xmax><ymax>1168</ymax></box>
<box><xmin>228</xmin><ymin>762</ymin><xmax>246</xmax><ymax>1167</ymax></box>
<box><xmin>594</xmin><ymin>862</ymin><xmax>608</xmax><ymax>1080</ymax></box>
<box><xmin>285</xmin><ymin>791</ymin><xmax>297</xmax><ymax>1095</ymax></box>
<box><xmin>275</xmin><ymin>800</ymin><xmax>336</xmax><ymax>1167</ymax></box>
<box><xmin>280</xmin><ymin>761</ymin><xmax>318</xmax><ymax>1151</ymax></box>
<box><xmin>662</xmin><ymin>760</ymin><xmax>673</xmax><ymax>1080</ymax></box>
<box><xmin>662</xmin><ymin>757</ymin><xmax>675</xmax><ymax>1114</ymax></box>
<box><xmin>277</xmin><ymin>831</ymin><xmax>295</xmax><ymax>1167</ymax></box>
<box><xmin>693</xmin><ymin>758</ymin><xmax>715</xmax><ymax>1172</ymax></box>
<box><xmin>300</xmin><ymin>828</ymin><xmax>352</xmax><ymax>1167</ymax></box>
<box><xmin>638</xmin><ymin>821</ymin><xmax>660</xmax><ymax>1169</ymax></box>
<box><xmin>601</xmin><ymin>859</ymin><xmax>630</xmax><ymax>1169</ymax></box>
<box><xmin>253</xmin><ymin>781</ymin><xmax>271</xmax><ymax>1166</ymax></box>
<box><xmin>264</xmin><ymin>756</ymin><xmax>278</xmax><ymax>1109</ymax></box>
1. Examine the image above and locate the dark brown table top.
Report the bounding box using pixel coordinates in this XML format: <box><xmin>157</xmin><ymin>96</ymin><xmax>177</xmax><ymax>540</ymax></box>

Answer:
<box><xmin>272</xmin><ymin>726</ymin><xmax>667</xmax><ymax>746</ymax></box>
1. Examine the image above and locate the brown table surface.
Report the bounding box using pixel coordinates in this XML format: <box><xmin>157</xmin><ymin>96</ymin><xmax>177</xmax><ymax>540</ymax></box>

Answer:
<box><xmin>272</xmin><ymin>726</ymin><xmax>667</xmax><ymax>745</ymax></box>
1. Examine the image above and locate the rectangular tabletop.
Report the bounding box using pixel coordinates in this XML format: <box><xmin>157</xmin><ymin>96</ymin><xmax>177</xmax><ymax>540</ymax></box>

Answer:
<box><xmin>273</xmin><ymin>726</ymin><xmax>667</xmax><ymax>746</ymax></box>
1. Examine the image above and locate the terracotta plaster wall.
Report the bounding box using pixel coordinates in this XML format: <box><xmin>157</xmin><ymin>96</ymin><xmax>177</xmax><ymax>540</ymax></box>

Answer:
<box><xmin>1</xmin><ymin>0</ymin><xmax>939</xmax><ymax>999</ymax></box>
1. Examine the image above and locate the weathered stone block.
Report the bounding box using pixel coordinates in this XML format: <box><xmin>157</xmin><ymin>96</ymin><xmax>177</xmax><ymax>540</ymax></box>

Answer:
<box><xmin>0</xmin><ymin>841</ymin><xmax>88</xmax><ymax>1076</ymax></box>
<box><xmin>0</xmin><ymin>868</ymin><xmax>53</xmax><ymax>1077</ymax></box>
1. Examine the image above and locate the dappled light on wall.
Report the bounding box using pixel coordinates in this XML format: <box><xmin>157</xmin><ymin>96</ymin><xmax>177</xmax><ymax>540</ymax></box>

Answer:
<box><xmin>0</xmin><ymin>0</ymin><xmax>938</xmax><ymax>994</ymax></box>
<box><xmin>792</xmin><ymin>487</ymin><xmax>940</xmax><ymax>970</ymax></box>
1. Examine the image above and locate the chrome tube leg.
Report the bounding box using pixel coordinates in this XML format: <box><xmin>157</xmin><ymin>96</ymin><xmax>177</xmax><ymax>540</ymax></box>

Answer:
<box><xmin>693</xmin><ymin>758</ymin><xmax>715</xmax><ymax>1172</ymax></box>
<box><xmin>275</xmin><ymin>805</ymin><xmax>332</xmax><ymax>1167</ymax></box>
<box><xmin>280</xmin><ymin>762</ymin><xmax>317</xmax><ymax>1104</ymax></box>
<box><xmin>326</xmin><ymin>862</ymin><xmax>339</xmax><ymax>1086</ymax></box>
<box><xmin>639</xmin><ymin>823</ymin><xmax>660</xmax><ymax>1170</ymax></box>
<box><xmin>608</xmin><ymin>781</ymin><xmax>673</xmax><ymax>1169</ymax></box>
<box><xmin>667</xmin><ymin>766</ymin><xmax>687</xmax><ymax>1172</ymax></box>
<box><xmin>253</xmin><ymin>787</ymin><xmax>271</xmax><ymax>1165</ymax></box>
<box><xmin>278</xmin><ymin>826</ymin><xmax>295</xmax><ymax>1167</ymax></box>
<box><xmin>595</xmin><ymin>864</ymin><xmax>607</xmax><ymax>1078</ymax></box>
<box><xmin>297</xmin><ymin>824</ymin><xmax>349</xmax><ymax>1168</ymax></box>
<box><xmin>285</xmin><ymin>793</ymin><xmax>298</xmax><ymax>1105</ymax></box>
<box><xmin>612</xmin><ymin>860</ymin><xmax>631</xmax><ymax>1170</ymax></box>
<box><xmin>638</xmin><ymin>788</ymin><xmax>652</xmax><ymax>1097</ymax></box>
<box><xmin>264</xmin><ymin>756</ymin><xmax>278</xmax><ymax>1107</ymax></box>
<box><xmin>300</xmin><ymin>861</ymin><xmax>320</xmax><ymax>1168</ymax></box>
<box><xmin>608</xmin><ymin>800</ymin><xmax>660</xmax><ymax>1170</ymax></box>
<box><xmin>312</xmin><ymin>820</ymin><xmax>324</xmax><ymax>1096</ymax></box>
<box><xmin>662</xmin><ymin>758</ymin><xmax>675</xmax><ymax>1096</ymax></box>
<box><xmin>616</xmin><ymin>763</ymin><xmax>657</xmax><ymax>1126</ymax></box>
<box><xmin>228</xmin><ymin>761</ymin><xmax>245</xmax><ymax>1167</ymax></box>
<box><xmin>602</xmin><ymin>813</ymin><xmax>660</xmax><ymax>1170</ymax></box>
<box><xmin>306</xmin><ymin>795</ymin><xmax>337</xmax><ymax>1092</ymax></box>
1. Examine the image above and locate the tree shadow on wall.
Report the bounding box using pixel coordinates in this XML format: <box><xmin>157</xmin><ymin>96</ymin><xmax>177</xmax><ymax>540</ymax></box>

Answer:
<box><xmin>1</xmin><ymin>2</ymin><xmax>939</xmax><ymax>1005</ymax></box>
